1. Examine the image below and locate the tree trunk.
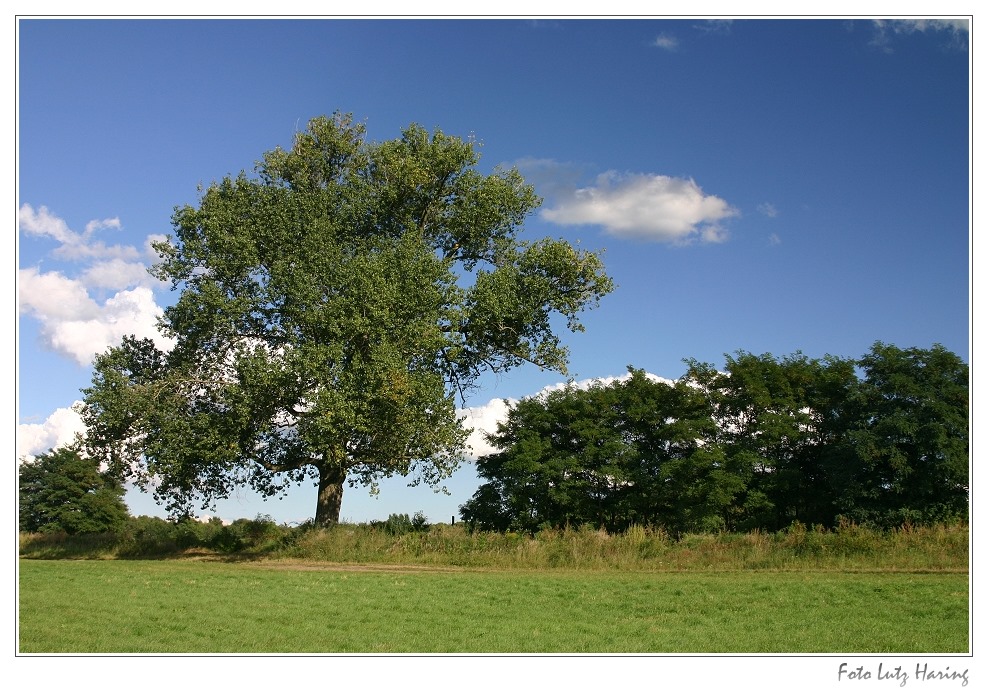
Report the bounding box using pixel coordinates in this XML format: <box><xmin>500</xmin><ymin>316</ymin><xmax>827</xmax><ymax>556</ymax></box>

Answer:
<box><xmin>315</xmin><ymin>462</ymin><xmax>347</xmax><ymax>527</ymax></box>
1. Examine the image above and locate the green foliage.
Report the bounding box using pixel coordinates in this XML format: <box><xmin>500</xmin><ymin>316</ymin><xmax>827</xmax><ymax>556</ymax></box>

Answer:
<box><xmin>464</xmin><ymin>343</ymin><xmax>968</xmax><ymax>534</ymax></box>
<box><xmin>373</xmin><ymin>511</ymin><xmax>430</xmax><ymax>535</ymax></box>
<box><xmin>116</xmin><ymin>515</ymin><xmax>183</xmax><ymax>557</ymax></box>
<box><xmin>686</xmin><ymin>350</ymin><xmax>859</xmax><ymax>530</ymax></box>
<box><xmin>18</xmin><ymin>444</ymin><xmax>130</xmax><ymax>535</ymax></box>
<box><xmin>206</xmin><ymin>515</ymin><xmax>284</xmax><ymax>553</ymax></box>
<box><xmin>461</xmin><ymin>370</ymin><xmax>733</xmax><ymax>535</ymax></box>
<box><xmin>80</xmin><ymin>112</ymin><xmax>613</xmax><ymax>526</ymax></box>
<box><xmin>831</xmin><ymin>342</ymin><xmax>969</xmax><ymax>527</ymax></box>
<box><xmin>17</xmin><ymin>514</ymin><xmax>301</xmax><ymax>558</ymax></box>
<box><xmin>18</xmin><ymin>531</ymin><xmax>121</xmax><ymax>560</ymax></box>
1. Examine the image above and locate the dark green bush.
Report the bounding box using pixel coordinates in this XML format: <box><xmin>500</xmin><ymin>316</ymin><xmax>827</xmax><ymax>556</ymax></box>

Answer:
<box><xmin>117</xmin><ymin>516</ymin><xmax>182</xmax><ymax>557</ymax></box>
<box><xmin>372</xmin><ymin>511</ymin><xmax>430</xmax><ymax>535</ymax></box>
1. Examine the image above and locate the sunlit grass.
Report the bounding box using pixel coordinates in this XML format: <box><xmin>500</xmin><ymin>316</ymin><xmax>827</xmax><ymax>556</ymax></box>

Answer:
<box><xmin>19</xmin><ymin>559</ymin><xmax>968</xmax><ymax>654</ymax></box>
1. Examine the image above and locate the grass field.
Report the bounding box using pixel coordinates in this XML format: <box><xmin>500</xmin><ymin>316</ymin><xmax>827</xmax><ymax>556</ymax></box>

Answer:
<box><xmin>18</xmin><ymin>559</ymin><xmax>969</xmax><ymax>654</ymax></box>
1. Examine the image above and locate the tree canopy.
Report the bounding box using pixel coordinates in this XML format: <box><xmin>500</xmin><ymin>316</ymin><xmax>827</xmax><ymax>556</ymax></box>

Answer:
<box><xmin>461</xmin><ymin>344</ymin><xmax>968</xmax><ymax>534</ymax></box>
<box><xmin>460</xmin><ymin>370</ymin><xmax>734</xmax><ymax>534</ymax></box>
<box><xmin>19</xmin><ymin>444</ymin><xmax>130</xmax><ymax>535</ymax></box>
<box><xmin>80</xmin><ymin>113</ymin><xmax>614</xmax><ymax>526</ymax></box>
<box><xmin>830</xmin><ymin>342</ymin><xmax>970</xmax><ymax>527</ymax></box>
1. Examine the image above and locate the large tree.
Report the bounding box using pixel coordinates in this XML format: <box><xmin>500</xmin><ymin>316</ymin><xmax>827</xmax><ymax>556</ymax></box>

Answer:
<box><xmin>829</xmin><ymin>342</ymin><xmax>969</xmax><ymax>527</ymax></box>
<box><xmin>685</xmin><ymin>351</ymin><xmax>859</xmax><ymax>530</ymax></box>
<box><xmin>80</xmin><ymin>113</ymin><xmax>613</xmax><ymax>526</ymax></box>
<box><xmin>460</xmin><ymin>370</ymin><xmax>734</xmax><ymax>534</ymax></box>
<box><xmin>461</xmin><ymin>378</ymin><xmax>633</xmax><ymax>533</ymax></box>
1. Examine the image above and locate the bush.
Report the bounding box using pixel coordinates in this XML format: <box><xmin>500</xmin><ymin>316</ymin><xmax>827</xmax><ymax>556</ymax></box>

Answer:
<box><xmin>215</xmin><ymin>515</ymin><xmax>284</xmax><ymax>552</ymax></box>
<box><xmin>117</xmin><ymin>516</ymin><xmax>182</xmax><ymax>557</ymax></box>
<box><xmin>373</xmin><ymin>511</ymin><xmax>430</xmax><ymax>536</ymax></box>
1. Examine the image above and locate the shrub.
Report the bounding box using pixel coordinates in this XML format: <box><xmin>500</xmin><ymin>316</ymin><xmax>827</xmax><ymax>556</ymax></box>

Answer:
<box><xmin>208</xmin><ymin>515</ymin><xmax>285</xmax><ymax>553</ymax></box>
<box><xmin>117</xmin><ymin>516</ymin><xmax>182</xmax><ymax>557</ymax></box>
<box><xmin>374</xmin><ymin>511</ymin><xmax>430</xmax><ymax>536</ymax></box>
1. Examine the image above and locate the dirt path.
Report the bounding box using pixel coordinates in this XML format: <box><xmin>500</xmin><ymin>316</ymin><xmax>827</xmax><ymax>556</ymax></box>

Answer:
<box><xmin>232</xmin><ymin>558</ymin><xmax>478</xmax><ymax>574</ymax></box>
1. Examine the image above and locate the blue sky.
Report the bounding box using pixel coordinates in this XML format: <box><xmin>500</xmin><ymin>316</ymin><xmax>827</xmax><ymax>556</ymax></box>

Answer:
<box><xmin>16</xmin><ymin>17</ymin><xmax>971</xmax><ymax>526</ymax></box>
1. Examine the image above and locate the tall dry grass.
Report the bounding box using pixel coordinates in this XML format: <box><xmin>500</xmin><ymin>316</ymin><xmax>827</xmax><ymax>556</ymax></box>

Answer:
<box><xmin>20</xmin><ymin>520</ymin><xmax>968</xmax><ymax>572</ymax></box>
<box><xmin>272</xmin><ymin>520</ymin><xmax>968</xmax><ymax>571</ymax></box>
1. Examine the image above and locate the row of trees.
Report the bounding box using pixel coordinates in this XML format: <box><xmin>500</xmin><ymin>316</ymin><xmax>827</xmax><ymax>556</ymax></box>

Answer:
<box><xmin>20</xmin><ymin>342</ymin><xmax>967</xmax><ymax>537</ymax></box>
<box><xmin>459</xmin><ymin>343</ymin><xmax>969</xmax><ymax>534</ymax></box>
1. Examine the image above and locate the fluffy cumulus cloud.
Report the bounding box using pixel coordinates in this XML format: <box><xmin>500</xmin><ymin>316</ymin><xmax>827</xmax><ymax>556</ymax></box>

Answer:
<box><xmin>18</xmin><ymin>204</ymin><xmax>174</xmax><ymax>365</ymax></box>
<box><xmin>18</xmin><ymin>203</ymin><xmax>78</xmax><ymax>244</ymax></box>
<box><xmin>18</xmin><ymin>402</ymin><xmax>86</xmax><ymax>461</ymax></box>
<box><xmin>18</xmin><ymin>267</ymin><xmax>100</xmax><ymax>322</ymax></box>
<box><xmin>80</xmin><ymin>258</ymin><xmax>157</xmax><ymax>290</ymax></box>
<box><xmin>455</xmin><ymin>371</ymin><xmax>672</xmax><ymax>460</ymax></box>
<box><xmin>541</xmin><ymin>171</ymin><xmax>739</xmax><ymax>244</ymax></box>
<box><xmin>457</xmin><ymin>398</ymin><xmax>518</xmax><ymax>460</ymax></box>
<box><xmin>17</xmin><ymin>205</ymin><xmax>178</xmax><ymax>463</ymax></box>
<box><xmin>19</xmin><ymin>268</ymin><xmax>173</xmax><ymax>365</ymax></box>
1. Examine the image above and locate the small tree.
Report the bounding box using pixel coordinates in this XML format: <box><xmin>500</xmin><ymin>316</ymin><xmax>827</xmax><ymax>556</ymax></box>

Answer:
<box><xmin>19</xmin><ymin>444</ymin><xmax>130</xmax><ymax>534</ymax></box>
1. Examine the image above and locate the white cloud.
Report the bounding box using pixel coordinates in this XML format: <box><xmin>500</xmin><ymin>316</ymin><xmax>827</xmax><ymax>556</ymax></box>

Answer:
<box><xmin>19</xmin><ymin>268</ymin><xmax>173</xmax><ymax>365</ymax></box>
<box><xmin>541</xmin><ymin>171</ymin><xmax>739</xmax><ymax>244</ymax></box>
<box><xmin>869</xmin><ymin>18</ymin><xmax>969</xmax><ymax>51</ymax></box>
<box><xmin>59</xmin><ymin>240</ymin><xmax>144</xmax><ymax>262</ymax></box>
<box><xmin>19</xmin><ymin>206</ymin><xmax>174</xmax><ymax>365</ymax></box>
<box><xmin>652</xmin><ymin>34</ymin><xmax>679</xmax><ymax>51</ymax></box>
<box><xmin>534</xmin><ymin>372</ymin><xmax>672</xmax><ymax>397</ymax></box>
<box><xmin>693</xmin><ymin>19</ymin><xmax>733</xmax><ymax>34</ymax></box>
<box><xmin>18</xmin><ymin>203</ymin><xmax>78</xmax><ymax>244</ymax></box>
<box><xmin>457</xmin><ymin>398</ymin><xmax>518</xmax><ymax>460</ymax></box>
<box><xmin>144</xmin><ymin>233</ymin><xmax>169</xmax><ymax>261</ymax></box>
<box><xmin>49</xmin><ymin>287</ymin><xmax>174</xmax><ymax>366</ymax></box>
<box><xmin>84</xmin><ymin>216</ymin><xmax>123</xmax><ymax>236</ymax></box>
<box><xmin>19</xmin><ymin>204</ymin><xmax>137</xmax><ymax>261</ymax></box>
<box><xmin>80</xmin><ymin>258</ymin><xmax>157</xmax><ymax>290</ymax></box>
<box><xmin>18</xmin><ymin>402</ymin><xmax>86</xmax><ymax>461</ymax></box>
<box><xmin>757</xmin><ymin>202</ymin><xmax>779</xmax><ymax>218</ymax></box>
<box><xmin>19</xmin><ymin>267</ymin><xmax>100</xmax><ymax>321</ymax></box>
<box><xmin>876</xmin><ymin>18</ymin><xmax>969</xmax><ymax>36</ymax></box>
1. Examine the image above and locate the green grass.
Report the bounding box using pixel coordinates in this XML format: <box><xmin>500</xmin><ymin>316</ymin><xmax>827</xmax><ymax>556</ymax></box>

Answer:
<box><xmin>18</xmin><ymin>559</ymin><xmax>969</xmax><ymax>654</ymax></box>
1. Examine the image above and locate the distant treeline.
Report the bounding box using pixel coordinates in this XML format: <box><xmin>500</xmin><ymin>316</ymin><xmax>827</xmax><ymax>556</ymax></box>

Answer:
<box><xmin>459</xmin><ymin>342</ymin><xmax>969</xmax><ymax>534</ymax></box>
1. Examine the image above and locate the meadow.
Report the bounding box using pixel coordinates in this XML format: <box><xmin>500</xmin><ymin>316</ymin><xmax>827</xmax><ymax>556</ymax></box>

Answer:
<box><xmin>18</xmin><ymin>522</ymin><xmax>969</xmax><ymax>654</ymax></box>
